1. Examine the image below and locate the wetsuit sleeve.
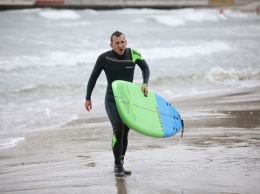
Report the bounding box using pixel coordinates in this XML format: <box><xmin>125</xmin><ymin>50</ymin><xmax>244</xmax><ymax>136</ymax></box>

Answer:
<box><xmin>85</xmin><ymin>55</ymin><xmax>104</xmax><ymax>100</ymax></box>
<box><xmin>137</xmin><ymin>59</ymin><xmax>150</xmax><ymax>85</ymax></box>
<box><xmin>131</xmin><ymin>49</ymin><xmax>150</xmax><ymax>85</ymax></box>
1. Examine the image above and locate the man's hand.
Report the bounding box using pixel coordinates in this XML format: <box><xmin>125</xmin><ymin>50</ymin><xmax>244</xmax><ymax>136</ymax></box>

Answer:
<box><xmin>142</xmin><ymin>84</ymin><xmax>148</xmax><ymax>97</ymax></box>
<box><xmin>85</xmin><ymin>100</ymin><xmax>92</xmax><ymax>111</ymax></box>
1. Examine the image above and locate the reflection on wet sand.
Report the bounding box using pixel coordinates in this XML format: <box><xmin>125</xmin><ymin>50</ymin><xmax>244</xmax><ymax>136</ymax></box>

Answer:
<box><xmin>116</xmin><ymin>177</ymin><xmax>127</xmax><ymax>194</ymax></box>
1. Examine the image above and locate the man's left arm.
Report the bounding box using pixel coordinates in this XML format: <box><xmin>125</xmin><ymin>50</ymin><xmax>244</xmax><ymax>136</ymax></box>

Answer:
<box><xmin>137</xmin><ymin>59</ymin><xmax>150</xmax><ymax>96</ymax></box>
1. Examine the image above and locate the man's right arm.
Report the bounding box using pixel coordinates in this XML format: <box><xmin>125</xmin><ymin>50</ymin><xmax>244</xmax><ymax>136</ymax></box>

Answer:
<box><xmin>85</xmin><ymin>55</ymin><xmax>104</xmax><ymax>111</ymax></box>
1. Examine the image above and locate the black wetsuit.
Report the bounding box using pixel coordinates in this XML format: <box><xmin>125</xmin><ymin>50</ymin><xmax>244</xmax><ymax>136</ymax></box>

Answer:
<box><xmin>86</xmin><ymin>48</ymin><xmax>150</xmax><ymax>165</ymax></box>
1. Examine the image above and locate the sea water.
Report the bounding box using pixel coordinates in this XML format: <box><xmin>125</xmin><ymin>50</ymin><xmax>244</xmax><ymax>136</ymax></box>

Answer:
<box><xmin>0</xmin><ymin>8</ymin><xmax>259</xmax><ymax>149</ymax></box>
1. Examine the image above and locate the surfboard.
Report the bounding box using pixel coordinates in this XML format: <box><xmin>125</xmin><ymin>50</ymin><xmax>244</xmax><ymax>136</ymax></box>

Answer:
<box><xmin>112</xmin><ymin>80</ymin><xmax>184</xmax><ymax>138</ymax></box>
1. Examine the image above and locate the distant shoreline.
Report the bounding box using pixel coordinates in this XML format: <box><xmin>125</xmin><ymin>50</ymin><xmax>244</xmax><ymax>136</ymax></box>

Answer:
<box><xmin>0</xmin><ymin>5</ymin><xmax>259</xmax><ymax>13</ymax></box>
<box><xmin>0</xmin><ymin>6</ymin><xmax>192</xmax><ymax>11</ymax></box>
<box><xmin>0</xmin><ymin>0</ymin><xmax>259</xmax><ymax>12</ymax></box>
<box><xmin>0</xmin><ymin>4</ymin><xmax>213</xmax><ymax>11</ymax></box>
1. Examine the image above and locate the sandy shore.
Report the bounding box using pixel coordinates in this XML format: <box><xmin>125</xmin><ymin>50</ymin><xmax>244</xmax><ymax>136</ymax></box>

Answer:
<box><xmin>0</xmin><ymin>87</ymin><xmax>259</xmax><ymax>194</ymax></box>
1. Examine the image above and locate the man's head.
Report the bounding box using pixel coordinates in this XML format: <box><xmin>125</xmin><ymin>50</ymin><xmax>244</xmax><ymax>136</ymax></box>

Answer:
<box><xmin>110</xmin><ymin>31</ymin><xmax>127</xmax><ymax>56</ymax></box>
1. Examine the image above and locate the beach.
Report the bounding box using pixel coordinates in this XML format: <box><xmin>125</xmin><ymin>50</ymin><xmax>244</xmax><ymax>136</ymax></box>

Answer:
<box><xmin>0</xmin><ymin>6</ymin><xmax>260</xmax><ymax>194</ymax></box>
<box><xmin>1</xmin><ymin>87</ymin><xmax>259</xmax><ymax>194</ymax></box>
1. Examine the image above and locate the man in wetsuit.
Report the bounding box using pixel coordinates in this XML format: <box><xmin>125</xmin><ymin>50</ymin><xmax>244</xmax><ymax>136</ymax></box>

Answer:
<box><xmin>85</xmin><ymin>31</ymin><xmax>150</xmax><ymax>177</ymax></box>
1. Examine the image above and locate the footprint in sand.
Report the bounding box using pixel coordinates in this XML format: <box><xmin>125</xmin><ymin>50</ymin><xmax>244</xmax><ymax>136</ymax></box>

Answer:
<box><xmin>87</xmin><ymin>162</ymin><xmax>96</xmax><ymax>167</ymax></box>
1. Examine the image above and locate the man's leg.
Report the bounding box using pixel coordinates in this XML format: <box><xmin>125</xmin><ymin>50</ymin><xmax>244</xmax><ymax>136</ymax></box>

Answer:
<box><xmin>112</xmin><ymin>123</ymin><xmax>124</xmax><ymax>166</ymax></box>
<box><xmin>121</xmin><ymin>124</ymin><xmax>131</xmax><ymax>175</ymax></box>
<box><xmin>121</xmin><ymin>124</ymin><xmax>129</xmax><ymax>162</ymax></box>
<box><xmin>105</xmin><ymin>100</ymin><xmax>125</xmax><ymax>177</ymax></box>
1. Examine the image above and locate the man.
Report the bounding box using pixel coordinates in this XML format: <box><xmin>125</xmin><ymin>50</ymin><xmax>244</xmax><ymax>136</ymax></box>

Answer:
<box><xmin>85</xmin><ymin>31</ymin><xmax>150</xmax><ymax>177</ymax></box>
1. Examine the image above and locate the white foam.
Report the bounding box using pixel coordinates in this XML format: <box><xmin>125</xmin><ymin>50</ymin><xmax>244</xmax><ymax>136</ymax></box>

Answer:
<box><xmin>0</xmin><ymin>137</ymin><xmax>25</xmax><ymax>150</ymax></box>
<box><xmin>107</xmin><ymin>8</ymin><xmax>166</xmax><ymax>15</ymax></box>
<box><xmin>38</xmin><ymin>10</ymin><xmax>81</xmax><ymax>20</ymax></box>
<box><xmin>206</xmin><ymin>66</ymin><xmax>260</xmax><ymax>88</ymax></box>
<box><xmin>0</xmin><ymin>49</ymin><xmax>104</xmax><ymax>71</ymax></box>
<box><xmin>176</xmin><ymin>9</ymin><xmax>225</xmax><ymax>22</ymax></box>
<box><xmin>60</xmin><ymin>21</ymin><xmax>90</xmax><ymax>27</ymax></box>
<box><xmin>142</xmin><ymin>41</ymin><xmax>232</xmax><ymax>60</ymax></box>
<box><xmin>153</xmin><ymin>15</ymin><xmax>186</xmax><ymax>26</ymax></box>
<box><xmin>151</xmin><ymin>9</ymin><xmax>226</xmax><ymax>26</ymax></box>
<box><xmin>223</xmin><ymin>9</ymin><xmax>249</xmax><ymax>18</ymax></box>
<box><xmin>149</xmin><ymin>9</ymin><xmax>251</xmax><ymax>27</ymax></box>
<box><xmin>207</xmin><ymin>66</ymin><xmax>260</xmax><ymax>82</ymax></box>
<box><xmin>82</xmin><ymin>9</ymin><xmax>98</xmax><ymax>15</ymax></box>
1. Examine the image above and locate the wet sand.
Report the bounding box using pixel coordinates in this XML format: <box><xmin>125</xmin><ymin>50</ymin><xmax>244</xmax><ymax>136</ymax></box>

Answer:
<box><xmin>0</xmin><ymin>87</ymin><xmax>259</xmax><ymax>194</ymax></box>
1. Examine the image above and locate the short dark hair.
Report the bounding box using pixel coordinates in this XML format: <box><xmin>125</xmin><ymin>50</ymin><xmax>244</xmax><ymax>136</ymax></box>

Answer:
<box><xmin>110</xmin><ymin>31</ymin><xmax>125</xmax><ymax>42</ymax></box>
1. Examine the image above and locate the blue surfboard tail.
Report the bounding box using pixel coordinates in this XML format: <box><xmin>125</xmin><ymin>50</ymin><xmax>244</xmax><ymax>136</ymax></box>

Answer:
<box><xmin>155</xmin><ymin>94</ymin><xmax>184</xmax><ymax>138</ymax></box>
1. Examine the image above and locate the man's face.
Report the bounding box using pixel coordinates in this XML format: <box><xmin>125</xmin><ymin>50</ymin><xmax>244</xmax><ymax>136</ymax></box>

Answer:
<box><xmin>110</xmin><ymin>34</ymin><xmax>127</xmax><ymax>56</ymax></box>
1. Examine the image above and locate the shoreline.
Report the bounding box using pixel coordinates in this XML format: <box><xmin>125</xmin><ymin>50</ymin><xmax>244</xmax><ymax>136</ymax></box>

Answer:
<box><xmin>0</xmin><ymin>86</ymin><xmax>259</xmax><ymax>193</ymax></box>
<box><xmin>0</xmin><ymin>0</ymin><xmax>259</xmax><ymax>12</ymax></box>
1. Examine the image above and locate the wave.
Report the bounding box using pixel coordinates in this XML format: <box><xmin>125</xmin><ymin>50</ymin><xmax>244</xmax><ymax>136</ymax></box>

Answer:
<box><xmin>103</xmin><ymin>8</ymin><xmax>249</xmax><ymax>18</ymax></box>
<box><xmin>150</xmin><ymin>67</ymin><xmax>260</xmax><ymax>86</ymax></box>
<box><xmin>206</xmin><ymin>66</ymin><xmax>260</xmax><ymax>83</ymax></box>
<box><xmin>142</xmin><ymin>40</ymin><xmax>232</xmax><ymax>60</ymax></box>
<box><xmin>223</xmin><ymin>9</ymin><xmax>249</xmax><ymax>18</ymax></box>
<box><xmin>0</xmin><ymin>137</ymin><xmax>25</xmax><ymax>150</ymax></box>
<box><xmin>10</xmin><ymin>84</ymin><xmax>84</xmax><ymax>95</ymax></box>
<box><xmin>0</xmin><ymin>84</ymin><xmax>85</xmax><ymax>99</ymax></box>
<box><xmin>38</xmin><ymin>9</ymin><xmax>81</xmax><ymax>20</ymax></box>
<box><xmin>106</xmin><ymin>8</ymin><xmax>167</xmax><ymax>15</ymax></box>
<box><xmin>148</xmin><ymin>67</ymin><xmax>260</xmax><ymax>99</ymax></box>
<box><xmin>4</xmin><ymin>8</ymin><xmax>249</xmax><ymax>23</ymax></box>
<box><xmin>0</xmin><ymin>49</ymin><xmax>103</xmax><ymax>72</ymax></box>
<box><xmin>60</xmin><ymin>21</ymin><xmax>90</xmax><ymax>27</ymax></box>
<box><xmin>148</xmin><ymin>9</ymin><xmax>248</xmax><ymax>27</ymax></box>
<box><xmin>150</xmin><ymin>74</ymin><xmax>203</xmax><ymax>85</ymax></box>
<box><xmin>1</xmin><ymin>40</ymin><xmax>231</xmax><ymax>72</ymax></box>
<box><xmin>7</xmin><ymin>67</ymin><xmax>256</xmax><ymax>96</ymax></box>
<box><xmin>152</xmin><ymin>10</ymin><xmax>223</xmax><ymax>27</ymax></box>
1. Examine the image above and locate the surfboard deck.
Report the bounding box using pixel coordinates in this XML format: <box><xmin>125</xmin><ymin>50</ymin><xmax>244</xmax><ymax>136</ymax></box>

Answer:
<box><xmin>112</xmin><ymin>80</ymin><xmax>184</xmax><ymax>138</ymax></box>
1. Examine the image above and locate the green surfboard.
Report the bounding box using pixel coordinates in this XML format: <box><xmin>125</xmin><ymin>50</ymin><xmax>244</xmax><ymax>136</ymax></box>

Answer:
<box><xmin>112</xmin><ymin>80</ymin><xmax>183</xmax><ymax>138</ymax></box>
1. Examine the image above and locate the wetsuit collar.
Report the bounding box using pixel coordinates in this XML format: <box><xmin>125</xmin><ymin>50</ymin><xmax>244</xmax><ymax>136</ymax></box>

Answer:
<box><xmin>112</xmin><ymin>49</ymin><xmax>126</xmax><ymax>57</ymax></box>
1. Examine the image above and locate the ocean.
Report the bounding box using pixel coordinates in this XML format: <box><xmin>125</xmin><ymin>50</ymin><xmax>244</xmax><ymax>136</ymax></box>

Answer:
<box><xmin>0</xmin><ymin>8</ymin><xmax>259</xmax><ymax>150</ymax></box>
